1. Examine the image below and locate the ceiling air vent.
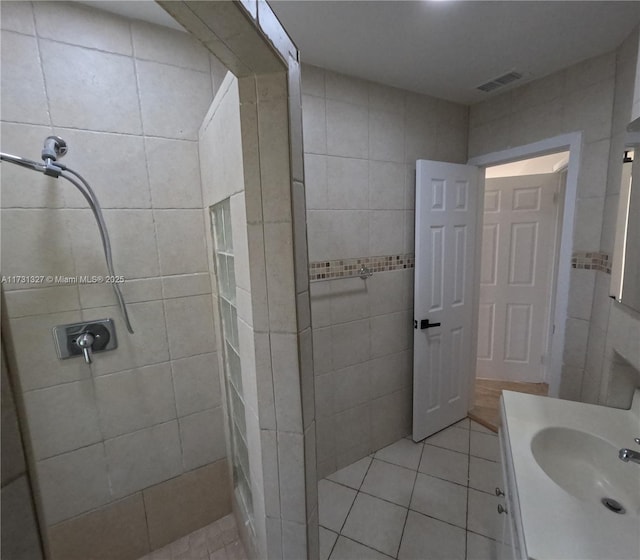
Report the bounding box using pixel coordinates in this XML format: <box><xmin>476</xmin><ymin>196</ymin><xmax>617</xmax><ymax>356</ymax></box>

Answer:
<box><xmin>477</xmin><ymin>71</ymin><xmax>522</xmax><ymax>93</ymax></box>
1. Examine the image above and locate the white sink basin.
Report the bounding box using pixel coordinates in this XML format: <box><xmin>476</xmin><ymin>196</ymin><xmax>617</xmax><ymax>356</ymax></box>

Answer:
<box><xmin>531</xmin><ymin>427</ymin><xmax>640</xmax><ymax>515</ymax></box>
<box><xmin>501</xmin><ymin>389</ymin><xmax>640</xmax><ymax>560</ymax></box>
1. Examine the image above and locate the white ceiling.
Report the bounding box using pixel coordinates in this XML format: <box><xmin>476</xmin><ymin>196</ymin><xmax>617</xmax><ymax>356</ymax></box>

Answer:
<box><xmin>270</xmin><ymin>0</ymin><xmax>640</xmax><ymax>104</ymax></box>
<box><xmin>79</xmin><ymin>1</ymin><xmax>640</xmax><ymax>105</ymax></box>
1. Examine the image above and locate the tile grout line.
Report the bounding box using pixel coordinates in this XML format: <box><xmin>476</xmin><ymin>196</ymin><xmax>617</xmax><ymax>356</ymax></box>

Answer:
<box><xmin>328</xmin><ymin>455</ymin><xmax>376</xmax><ymax>559</ymax></box>
<box><xmin>465</xmin><ymin>418</ymin><xmax>472</xmax><ymax>560</ymax></box>
<box><xmin>393</xmin><ymin>441</ymin><xmax>424</xmax><ymax>559</ymax></box>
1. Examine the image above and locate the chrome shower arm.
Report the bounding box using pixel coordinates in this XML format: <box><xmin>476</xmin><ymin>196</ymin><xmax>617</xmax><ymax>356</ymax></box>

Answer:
<box><xmin>0</xmin><ymin>152</ymin><xmax>46</xmax><ymax>172</ymax></box>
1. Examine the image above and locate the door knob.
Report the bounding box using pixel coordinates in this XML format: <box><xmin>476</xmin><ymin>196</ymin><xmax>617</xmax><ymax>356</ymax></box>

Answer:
<box><xmin>76</xmin><ymin>332</ymin><xmax>95</xmax><ymax>364</ymax></box>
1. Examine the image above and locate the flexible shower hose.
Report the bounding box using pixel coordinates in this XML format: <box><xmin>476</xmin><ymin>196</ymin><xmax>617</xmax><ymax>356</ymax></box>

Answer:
<box><xmin>0</xmin><ymin>152</ymin><xmax>134</xmax><ymax>334</ymax></box>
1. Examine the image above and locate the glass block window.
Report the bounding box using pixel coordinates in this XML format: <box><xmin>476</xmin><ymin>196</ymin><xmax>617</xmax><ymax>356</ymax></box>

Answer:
<box><xmin>210</xmin><ymin>199</ymin><xmax>252</xmax><ymax>526</ymax></box>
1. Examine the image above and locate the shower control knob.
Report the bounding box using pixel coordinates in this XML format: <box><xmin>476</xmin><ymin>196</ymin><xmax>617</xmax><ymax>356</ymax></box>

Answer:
<box><xmin>76</xmin><ymin>332</ymin><xmax>95</xmax><ymax>364</ymax></box>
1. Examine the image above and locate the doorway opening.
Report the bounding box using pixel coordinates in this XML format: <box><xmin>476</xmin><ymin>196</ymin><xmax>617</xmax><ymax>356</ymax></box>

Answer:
<box><xmin>470</xmin><ymin>150</ymin><xmax>569</xmax><ymax>429</ymax></box>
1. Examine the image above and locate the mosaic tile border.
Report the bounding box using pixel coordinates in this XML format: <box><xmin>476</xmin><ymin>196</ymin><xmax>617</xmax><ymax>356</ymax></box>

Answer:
<box><xmin>309</xmin><ymin>254</ymin><xmax>415</xmax><ymax>281</ymax></box>
<box><xmin>572</xmin><ymin>251</ymin><xmax>611</xmax><ymax>274</ymax></box>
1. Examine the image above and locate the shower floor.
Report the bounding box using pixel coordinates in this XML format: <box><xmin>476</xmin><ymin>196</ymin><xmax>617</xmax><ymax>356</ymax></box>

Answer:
<box><xmin>138</xmin><ymin>513</ymin><xmax>247</xmax><ymax>560</ymax></box>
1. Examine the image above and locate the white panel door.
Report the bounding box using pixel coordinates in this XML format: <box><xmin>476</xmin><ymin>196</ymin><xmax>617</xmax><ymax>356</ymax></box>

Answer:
<box><xmin>477</xmin><ymin>173</ymin><xmax>559</xmax><ymax>382</ymax></box>
<box><xmin>413</xmin><ymin>160</ymin><xmax>480</xmax><ymax>442</ymax></box>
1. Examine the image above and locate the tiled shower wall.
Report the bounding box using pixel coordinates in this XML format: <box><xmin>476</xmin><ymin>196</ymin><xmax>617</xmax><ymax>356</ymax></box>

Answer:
<box><xmin>1</xmin><ymin>2</ymin><xmax>230</xmax><ymax>557</ymax></box>
<box><xmin>301</xmin><ymin>64</ymin><xmax>470</xmax><ymax>478</ymax></box>
<box><xmin>467</xmin><ymin>31</ymin><xmax>640</xmax><ymax>405</ymax></box>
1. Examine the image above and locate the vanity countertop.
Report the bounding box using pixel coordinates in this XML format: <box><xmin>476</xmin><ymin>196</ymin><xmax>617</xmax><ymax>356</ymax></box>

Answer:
<box><xmin>500</xmin><ymin>389</ymin><xmax>640</xmax><ymax>560</ymax></box>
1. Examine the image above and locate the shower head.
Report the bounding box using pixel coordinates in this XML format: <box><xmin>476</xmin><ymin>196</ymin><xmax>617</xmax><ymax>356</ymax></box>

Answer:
<box><xmin>42</xmin><ymin>135</ymin><xmax>68</xmax><ymax>162</ymax></box>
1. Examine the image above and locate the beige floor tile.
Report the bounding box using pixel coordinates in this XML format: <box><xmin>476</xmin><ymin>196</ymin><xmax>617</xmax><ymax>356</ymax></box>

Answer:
<box><xmin>470</xmin><ymin>420</ymin><xmax>493</xmax><ymax>434</ymax></box>
<box><xmin>330</xmin><ymin>536</ymin><xmax>393</xmax><ymax>560</ymax></box>
<box><xmin>470</xmin><ymin>431</ymin><xmax>500</xmax><ymax>462</ymax></box>
<box><xmin>419</xmin><ymin>444</ymin><xmax>469</xmax><ymax>486</ymax></box>
<box><xmin>425</xmin><ymin>425</ymin><xmax>470</xmax><ymax>454</ymax></box>
<box><xmin>326</xmin><ymin>456</ymin><xmax>372</xmax><ymax>489</ymax></box>
<box><xmin>466</xmin><ymin>531</ymin><xmax>499</xmax><ymax>560</ymax></box>
<box><xmin>410</xmin><ymin>473</ymin><xmax>468</xmax><ymax>529</ymax></box>
<box><xmin>467</xmin><ymin>489</ymin><xmax>500</xmax><ymax>540</ymax></box>
<box><xmin>469</xmin><ymin>456</ymin><xmax>501</xmax><ymax>495</ymax></box>
<box><xmin>398</xmin><ymin>510</ymin><xmax>465</xmax><ymax>560</ymax></box>
<box><xmin>341</xmin><ymin>493</ymin><xmax>407</xmax><ymax>558</ymax></box>
<box><xmin>320</xmin><ymin>527</ymin><xmax>339</xmax><ymax>560</ymax></box>
<box><xmin>374</xmin><ymin>438</ymin><xmax>424</xmax><ymax>470</ymax></box>
<box><xmin>360</xmin><ymin>459</ymin><xmax>416</xmax><ymax>507</ymax></box>
<box><xmin>318</xmin><ymin>479</ymin><xmax>357</xmax><ymax>533</ymax></box>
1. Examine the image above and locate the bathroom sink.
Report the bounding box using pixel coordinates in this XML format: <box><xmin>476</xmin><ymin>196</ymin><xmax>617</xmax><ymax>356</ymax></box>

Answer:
<box><xmin>531</xmin><ymin>427</ymin><xmax>640</xmax><ymax>515</ymax></box>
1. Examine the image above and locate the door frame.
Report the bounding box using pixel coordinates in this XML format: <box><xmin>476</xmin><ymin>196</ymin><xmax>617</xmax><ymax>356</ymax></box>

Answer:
<box><xmin>467</xmin><ymin>132</ymin><xmax>583</xmax><ymax>398</ymax></box>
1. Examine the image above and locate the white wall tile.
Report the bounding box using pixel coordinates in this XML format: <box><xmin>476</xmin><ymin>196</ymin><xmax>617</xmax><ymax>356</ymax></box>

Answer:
<box><xmin>327</xmin><ymin>157</ymin><xmax>369</xmax><ymax>210</ymax></box>
<box><xmin>327</xmin><ymin>210</ymin><xmax>369</xmax><ymax>260</ymax></box>
<box><xmin>37</xmin><ymin>444</ymin><xmax>111</xmax><ymax>525</ymax></box>
<box><xmin>41</xmin><ymin>40</ymin><xmax>142</xmax><ymax>134</ymax></box>
<box><xmin>0</xmin><ymin>123</ymin><xmax>61</xmax><ymax>208</ymax></box>
<box><xmin>333</xmin><ymin>363</ymin><xmax>370</xmax><ymax>413</ymax></box>
<box><xmin>61</xmin><ymin>129</ymin><xmax>151</xmax><ymax>209</ymax></box>
<box><xmin>179</xmin><ymin>407</ymin><xmax>226</xmax><ymax>470</ymax></box>
<box><xmin>0</xmin><ymin>32</ymin><xmax>49</xmax><ymax>125</ymax></box>
<box><xmin>172</xmin><ymin>353</ymin><xmax>222</xmax><ymax>417</ymax></box>
<box><xmin>563</xmin><ymin>79</ymin><xmax>615</xmax><ymax>143</ymax></box>
<box><xmin>369</xmin><ymin>110</ymin><xmax>405</xmax><ymax>163</ymax></box>
<box><xmin>34</xmin><ymin>1</ymin><xmax>132</xmax><ymax>55</ymax></box>
<box><xmin>8</xmin><ymin>310</ymin><xmax>89</xmax><ymax>391</ymax></box>
<box><xmin>573</xmin><ymin>196</ymin><xmax>605</xmax><ymax>251</ymax></box>
<box><xmin>164</xmin><ymin>295</ymin><xmax>216</xmax><ymax>360</ymax></box>
<box><xmin>137</xmin><ymin>60</ymin><xmax>213</xmax><ymax>140</ymax></box>
<box><xmin>24</xmin><ymin>380</ymin><xmax>102</xmax><ymax>459</ymax></box>
<box><xmin>329</xmin><ymin>277</ymin><xmax>369</xmax><ymax>324</ymax></box>
<box><xmin>4</xmin><ymin>286</ymin><xmax>80</xmax><ymax>318</ymax></box>
<box><xmin>68</xmin><ymin>209</ymin><xmax>159</xmax><ymax>279</ymax></box>
<box><xmin>1</xmin><ymin>209</ymin><xmax>75</xmax><ymax>287</ymax></box>
<box><xmin>369</xmin><ymin>161</ymin><xmax>405</xmax><ymax>210</ymax></box>
<box><xmin>370</xmin><ymin>351</ymin><xmax>412</xmax><ymax>399</ymax></box>
<box><xmin>271</xmin><ymin>333</ymin><xmax>303</xmax><ymax>432</ymax></box>
<box><xmin>132</xmin><ymin>20</ymin><xmax>210</xmax><ymax>71</ymax></box>
<box><xmin>94</xmin><ymin>363</ymin><xmax>176</xmax><ymax>439</ymax></box>
<box><xmin>369</xmin><ymin>83</ymin><xmax>405</xmax><ymax>114</ymax></box>
<box><xmin>567</xmin><ymin>269</ymin><xmax>595</xmax><ymax>320</ymax></box>
<box><xmin>78</xmin><ymin>278</ymin><xmax>163</xmax><ymax>310</ymax></box>
<box><xmin>155</xmin><ymin>210</ymin><xmax>208</xmax><ymax>276</ymax></box>
<box><xmin>310</xmin><ymin>281</ymin><xmax>332</xmax><ymax>328</ymax></box>
<box><xmin>579</xmin><ymin>139</ymin><xmax>611</xmax><ymax>198</ymax></box>
<box><xmin>331</xmin><ymin>319</ymin><xmax>370</xmax><ymax>369</ymax></box>
<box><xmin>105</xmin><ymin>420</ymin><xmax>182</xmax><ymax>498</ymax></box>
<box><xmin>146</xmin><ymin>138</ymin><xmax>203</xmax><ymax>209</ymax></box>
<box><xmin>257</xmin><ymin>96</ymin><xmax>292</xmax><ymax>223</ymax></box>
<box><xmin>304</xmin><ymin>154</ymin><xmax>328</xmax><ymax>209</ymax></box>
<box><xmin>162</xmin><ymin>273</ymin><xmax>211</xmax><ymax>299</ymax></box>
<box><xmin>264</xmin><ymin>222</ymin><xmax>298</xmax><ymax>332</ymax></box>
<box><xmin>277</xmin><ymin>431</ymin><xmax>306</xmax><ymax>522</ymax></box>
<box><xmin>302</xmin><ymin>95</ymin><xmax>327</xmax><ymax>155</ymax></box>
<box><xmin>368</xmin><ymin>270</ymin><xmax>405</xmax><ymax>316</ymax></box>
<box><xmin>312</xmin><ymin>327</ymin><xmax>333</xmax><ymax>375</ymax></box>
<box><xmin>301</xmin><ymin>64</ymin><xmax>325</xmax><ymax>98</ymax></box>
<box><xmin>369</xmin><ymin>210</ymin><xmax>404</xmax><ymax>255</ymax></box>
<box><xmin>325</xmin><ymin>72</ymin><xmax>368</xmax><ymax>106</ymax></box>
<box><xmin>370</xmin><ymin>311</ymin><xmax>412</xmax><ymax>359</ymax></box>
<box><xmin>82</xmin><ymin>301</ymin><xmax>169</xmax><ymax>375</ymax></box>
<box><xmin>326</xmin><ymin>100</ymin><xmax>368</xmax><ymax>159</ymax></box>
<box><xmin>563</xmin><ymin>317</ymin><xmax>590</xmax><ymax>368</ymax></box>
